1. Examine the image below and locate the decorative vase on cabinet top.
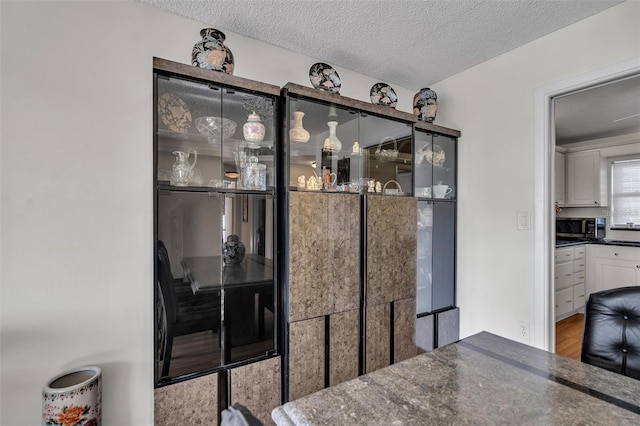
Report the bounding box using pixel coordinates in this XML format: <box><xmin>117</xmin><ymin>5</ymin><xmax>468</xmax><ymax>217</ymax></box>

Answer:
<box><xmin>413</xmin><ymin>88</ymin><xmax>438</xmax><ymax>123</ymax></box>
<box><xmin>192</xmin><ymin>28</ymin><xmax>235</xmax><ymax>75</ymax></box>
<box><xmin>223</xmin><ymin>235</ymin><xmax>245</xmax><ymax>265</ymax></box>
<box><xmin>289</xmin><ymin>111</ymin><xmax>310</xmax><ymax>143</ymax></box>
<box><xmin>323</xmin><ymin>121</ymin><xmax>342</xmax><ymax>152</ymax></box>
<box><xmin>243</xmin><ymin>112</ymin><xmax>266</xmax><ymax>142</ymax></box>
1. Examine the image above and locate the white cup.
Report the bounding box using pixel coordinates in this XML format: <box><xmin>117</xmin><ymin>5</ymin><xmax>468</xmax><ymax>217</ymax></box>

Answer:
<box><xmin>432</xmin><ymin>184</ymin><xmax>452</xmax><ymax>198</ymax></box>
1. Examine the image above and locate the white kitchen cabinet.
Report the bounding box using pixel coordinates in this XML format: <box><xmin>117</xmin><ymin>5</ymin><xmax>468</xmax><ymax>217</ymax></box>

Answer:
<box><xmin>589</xmin><ymin>245</ymin><xmax>640</xmax><ymax>294</ymax></box>
<box><xmin>573</xmin><ymin>283</ymin><xmax>586</xmax><ymax>311</ymax></box>
<box><xmin>554</xmin><ymin>245</ymin><xmax>588</xmax><ymax>320</ymax></box>
<box><xmin>555</xmin><ymin>151</ymin><xmax>565</xmax><ymax>206</ymax></box>
<box><xmin>566</xmin><ymin>150</ymin><xmax>607</xmax><ymax>206</ymax></box>
<box><xmin>555</xmin><ymin>287</ymin><xmax>574</xmax><ymax>318</ymax></box>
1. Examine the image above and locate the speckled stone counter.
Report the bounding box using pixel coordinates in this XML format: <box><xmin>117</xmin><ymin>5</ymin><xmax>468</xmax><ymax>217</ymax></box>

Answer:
<box><xmin>272</xmin><ymin>332</ymin><xmax>640</xmax><ymax>425</ymax></box>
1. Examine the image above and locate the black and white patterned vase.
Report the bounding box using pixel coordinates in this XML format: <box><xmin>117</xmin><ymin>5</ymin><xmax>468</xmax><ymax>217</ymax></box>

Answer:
<box><xmin>192</xmin><ymin>28</ymin><xmax>235</xmax><ymax>75</ymax></box>
<box><xmin>413</xmin><ymin>88</ymin><xmax>438</xmax><ymax>123</ymax></box>
<box><xmin>223</xmin><ymin>235</ymin><xmax>245</xmax><ymax>265</ymax></box>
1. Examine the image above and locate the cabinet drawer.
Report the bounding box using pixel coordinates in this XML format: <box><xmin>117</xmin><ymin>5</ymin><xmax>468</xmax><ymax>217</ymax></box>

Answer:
<box><xmin>574</xmin><ymin>246</ymin><xmax>586</xmax><ymax>259</ymax></box>
<box><xmin>555</xmin><ymin>262</ymin><xmax>574</xmax><ymax>290</ymax></box>
<box><xmin>555</xmin><ymin>248</ymin><xmax>575</xmax><ymax>264</ymax></box>
<box><xmin>555</xmin><ymin>287</ymin><xmax>574</xmax><ymax>317</ymax></box>
<box><xmin>573</xmin><ymin>270</ymin><xmax>586</xmax><ymax>284</ymax></box>
<box><xmin>594</xmin><ymin>245</ymin><xmax>640</xmax><ymax>262</ymax></box>
<box><xmin>573</xmin><ymin>258</ymin><xmax>586</xmax><ymax>273</ymax></box>
<box><xmin>573</xmin><ymin>283</ymin><xmax>586</xmax><ymax>311</ymax></box>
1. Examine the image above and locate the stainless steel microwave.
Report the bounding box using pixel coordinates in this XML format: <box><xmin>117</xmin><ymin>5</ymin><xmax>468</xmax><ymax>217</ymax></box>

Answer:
<box><xmin>556</xmin><ymin>217</ymin><xmax>606</xmax><ymax>239</ymax></box>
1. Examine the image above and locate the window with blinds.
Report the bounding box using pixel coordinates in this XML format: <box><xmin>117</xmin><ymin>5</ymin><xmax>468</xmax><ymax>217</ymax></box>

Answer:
<box><xmin>611</xmin><ymin>158</ymin><xmax>640</xmax><ymax>226</ymax></box>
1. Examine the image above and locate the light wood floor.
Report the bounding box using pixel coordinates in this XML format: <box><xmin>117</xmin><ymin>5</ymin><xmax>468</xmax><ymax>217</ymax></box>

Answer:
<box><xmin>555</xmin><ymin>313</ymin><xmax>584</xmax><ymax>361</ymax></box>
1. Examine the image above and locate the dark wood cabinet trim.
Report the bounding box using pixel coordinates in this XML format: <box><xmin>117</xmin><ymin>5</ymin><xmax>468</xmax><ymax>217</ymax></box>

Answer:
<box><xmin>153</xmin><ymin>57</ymin><xmax>281</xmax><ymax>96</ymax></box>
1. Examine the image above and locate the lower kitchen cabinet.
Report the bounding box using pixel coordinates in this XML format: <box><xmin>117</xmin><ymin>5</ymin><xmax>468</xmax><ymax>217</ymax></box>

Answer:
<box><xmin>586</xmin><ymin>245</ymin><xmax>640</xmax><ymax>298</ymax></box>
<box><xmin>555</xmin><ymin>287</ymin><xmax>574</xmax><ymax>318</ymax></box>
<box><xmin>554</xmin><ymin>245</ymin><xmax>586</xmax><ymax>320</ymax></box>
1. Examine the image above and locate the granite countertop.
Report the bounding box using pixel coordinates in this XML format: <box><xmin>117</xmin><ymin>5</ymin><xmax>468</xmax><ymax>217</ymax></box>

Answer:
<box><xmin>272</xmin><ymin>332</ymin><xmax>640</xmax><ymax>425</ymax></box>
<box><xmin>556</xmin><ymin>239</ymin><xmax>640</xmax><ymax>248</ymax></box>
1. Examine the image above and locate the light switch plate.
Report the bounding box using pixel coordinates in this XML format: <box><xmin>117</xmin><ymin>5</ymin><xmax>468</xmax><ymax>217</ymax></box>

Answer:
<box><xmin>517</xmin><ymin>211</ymin><xmax>531</xmax><ymax>230</ymax></box>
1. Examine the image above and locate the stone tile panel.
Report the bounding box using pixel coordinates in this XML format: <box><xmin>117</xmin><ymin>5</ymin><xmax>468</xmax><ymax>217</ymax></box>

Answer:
<box><xmin>289</xmin><ymin>317</ymin><xmax>325</xmax><ymax>400</ymax></box>
<box><xmin>328</xmin><ymin>194</ymin><xmax>360</xmax><ymax>313</ymax></box>
<box><xmin>329</xmin><ymin>309</ymin><xmax>360</xmax><ymax>386</ymax></box>
<box><xmin>366</xmin><ymin>196</ymin><xmax>395</xmax><ymax>305</ymax></box>
<box><xmin>230</xmin><ymin>356</ymin><xmax>281</xmax><ymax>426</ymax></box>
<box><xmin>289</xmin><ymin>192</ymin><xmax>329</xmax><ymax>321</ymax></box>
<box><xmin>154</xmin><ymin>372</ymin><xmax>218</xmax><ymax>426</ymax></box>
<box><xmin>394</xmin><ymin>297</ymin><xmax>417</xmax><ymax>363</ymax></box>
<box><xmin>366</xmin><ymin>302</ymin><xmax>390</xmax><ymax>373</ymax></box>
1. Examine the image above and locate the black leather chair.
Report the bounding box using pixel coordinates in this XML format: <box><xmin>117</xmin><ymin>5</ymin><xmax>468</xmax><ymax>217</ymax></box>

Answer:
<box><xmin>581</xmin><ymin>286</ymin><xmax>640</xmax><ymax>379</ymax></box>
<box><xmin>156</xmin><ymin>240</ymin><xmax>220</xmax><ymax>378</ymax></box>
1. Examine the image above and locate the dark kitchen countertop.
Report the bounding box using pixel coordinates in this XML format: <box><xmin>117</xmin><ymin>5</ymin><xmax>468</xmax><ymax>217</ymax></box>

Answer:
<box><xmin>556</xmin><ymin>238</ymin><xmax>640</xmax><ymax>248</ymax></box>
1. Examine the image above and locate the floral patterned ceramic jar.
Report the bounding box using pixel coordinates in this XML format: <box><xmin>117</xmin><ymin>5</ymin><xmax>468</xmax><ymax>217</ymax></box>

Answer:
<box><xmin>223</xmin><ymin>235</ymin><xmax>246</xmax><ymax>265</ymax></box>
<box><xmin>42</xmin><ymin>365</ymin><xmax>102</xmax><ymax>426</ymax></box>
<box><xmin>413</xmin><ymin>87</ymin><xmax>438</xmax><ymax>123</ymax></box>
<box><xmin>242</xmin><ymin>112</ymin><xmax>266</xmax><ymax>142</ymax></box>
<box><xmin>192</xmin><ymin>28</ymin><xmax>235</xmax><ymax>75</ymax></box>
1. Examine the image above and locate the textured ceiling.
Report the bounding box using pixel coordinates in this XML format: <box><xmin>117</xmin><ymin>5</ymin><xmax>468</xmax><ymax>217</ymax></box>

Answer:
<box><xmin>139</xmin><ymin>0</ymin><xmax>623</xmax><ymax>89</ymax></box>
<box><xmin>139</xmin><ymin>0</ymin><xmax>637</xmax><ymax>142</ymax></box>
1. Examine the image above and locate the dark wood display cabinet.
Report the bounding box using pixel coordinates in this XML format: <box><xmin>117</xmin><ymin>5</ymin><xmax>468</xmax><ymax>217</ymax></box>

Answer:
<box><xmin>414</xmin><ymin>122</ymin><xmax>460</xmax><ymax>353</ymax></box>
<box><xmin>152</xmin><ymin>58</ymin><xmax>280</xmax><ymax>426</ymax></box>
<box><xmin>151</xmin><ymin>58</ymin><xmax>461</xmax><ymax>424</ymax></box>
<box><xmin>279</xmin><ymin>83</ymin><xmax>419</xmax><ymax>401</ymax></box>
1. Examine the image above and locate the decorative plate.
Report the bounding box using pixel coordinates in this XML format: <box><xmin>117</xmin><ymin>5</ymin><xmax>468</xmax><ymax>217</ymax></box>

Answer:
<box><xmin>370</xmin><ymin>83</ymin><xmax>398</xmax><ymax>108</ymax></box>
<box><xmin>426</xmin><ymin>144</ymin><xmax>446</xmax><ymax>167</ymax></box>
<box><xmin>158</xmin><ymin>93</ymin><xmax>192</xmax><ymax>133</ymax></box>
<box><xmin>309</xmin><ymin>62</ymin><xmax>341</xmax><ymax>94</ymax></box>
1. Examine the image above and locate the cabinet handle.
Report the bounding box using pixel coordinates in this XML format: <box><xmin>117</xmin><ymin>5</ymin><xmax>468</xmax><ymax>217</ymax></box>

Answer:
<box><xmin>637</xmin><ymin>265</ymin><xmax>640</xmax><ymax>268</ymax></box>
<box><xmin>565</xmin><ymin>300</ymin><xmax>572</xmax><ymax>304</ymax></box>
<box><xmin>578</xmin><ymin>295</ymin><xmax>585</xmax><ymax>298</ymax></box>
<box><xmin>615</xmin><ymin>253</ymin><xmax>619</xmax><ymax>256</ymax></box>
<box><xmin>565</xmin><ymin>274</ymin><xmax>572</xmax><ymax>277</ymax></box>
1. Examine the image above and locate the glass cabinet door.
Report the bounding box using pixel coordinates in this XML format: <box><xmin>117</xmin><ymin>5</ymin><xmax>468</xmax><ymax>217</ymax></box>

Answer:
<box><xmin>414</xmin><ymin>131</ymin><xmax>457</xmax><ymax>200</ymax></box>
<box><xmin>156</xmin><ymin>75</ymin><xmax>277</xmax><ymax>191</ymax></box>
<box><xmin>286</xmin><ymin>97</ymin><xmax>413</xmax><ymax>195</ymax></box>
<box><xmin>416</xmin><ymin>200</ymin><xmax>456</xmax><ymax>315</ymax></box>
<box><xmin>221</xmin><ymin>193</ymin><xmax>276</xmax><ymax>364</ymax></box>
<box><xmin>154</xmin><ymin>67</ymin><xmax>278</xmax><ymax>384</ymax></box>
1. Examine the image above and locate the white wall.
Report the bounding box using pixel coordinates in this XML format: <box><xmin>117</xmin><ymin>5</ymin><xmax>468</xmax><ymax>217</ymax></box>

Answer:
<box><xmin>430</xmin><ymin>1</ymin><xmax>640</xmax><ymax>344</ymax></box>
<box><xmin>0</xmin><ymin>1</ymin><xmax>416</xmax><ymax>425</ymax></box>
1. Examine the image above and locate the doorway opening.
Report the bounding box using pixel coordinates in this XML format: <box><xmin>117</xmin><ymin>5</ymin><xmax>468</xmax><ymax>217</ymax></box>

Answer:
<box><xmin>533</xmin><ymin>57</ymin><xmax>640</xmax><ymax>352</ymax></box>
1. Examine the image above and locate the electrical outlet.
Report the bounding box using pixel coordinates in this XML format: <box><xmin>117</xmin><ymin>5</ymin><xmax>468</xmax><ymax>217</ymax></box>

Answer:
<box><xmin>518</xmin><ymin>321</ymin><xmax>530</xmax><ymax>341</ymax></box>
